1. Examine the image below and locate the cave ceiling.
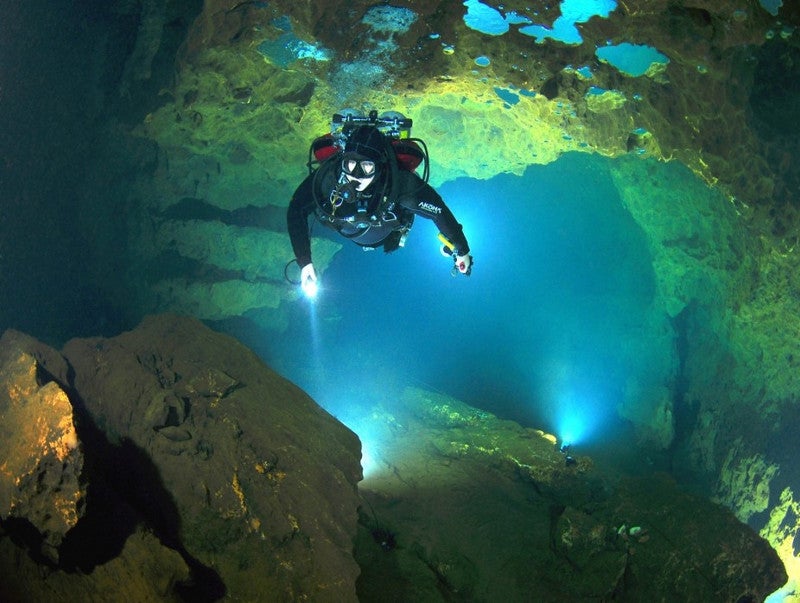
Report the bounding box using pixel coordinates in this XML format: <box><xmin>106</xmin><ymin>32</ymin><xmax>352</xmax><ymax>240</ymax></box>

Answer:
<box><xmin>136</xmin><ymin>0</ymin><xmax>800</xmax><ymax>244</ymax></box>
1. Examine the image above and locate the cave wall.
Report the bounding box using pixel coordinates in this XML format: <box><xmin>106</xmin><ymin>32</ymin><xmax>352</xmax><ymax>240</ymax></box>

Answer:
<box><xmin>52</xmin><ymin>0</ymin><xmax>800</xmax><ymax>591</ymax></box>
<box><xmin>79</xmin><ymin>0</ymin><xmax>800</xmax><ymax>328</ymax></box>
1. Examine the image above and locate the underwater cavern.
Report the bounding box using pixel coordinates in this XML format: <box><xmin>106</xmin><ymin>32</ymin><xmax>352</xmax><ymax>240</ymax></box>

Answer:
<box><xmin>2</xmin><ymin>0</ymin><xmax>800</xmax><ymax>600</ymax></box>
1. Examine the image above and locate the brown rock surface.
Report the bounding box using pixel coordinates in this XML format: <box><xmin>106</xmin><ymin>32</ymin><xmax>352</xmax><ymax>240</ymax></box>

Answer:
<box><xmin>0</xmin><ymin>526</ymin><xmax>191</xmax><ymax>603</ymax></box>
<box><xmin>0</xmin><ymin>315</ymin><xmax>363</xmax><ymax>602</ymax></box>
<box><xmin>0</xmin><ymin>320</ymin><xmax>788</xmax><ymax>601</ymax></box>
<box><xmin>353</xmin><ymin>388</ymin><xmax>786</xmax><ymax>601</ymax></box>
<box><xmin>0</xmin><ymin>331</ymin><xmax>84</xmax><ymax>563</ymax></box>
<box><xmin>59</xmin><ymin>314</ymin><xmax>364</xmax><ymax>601</ymax></box>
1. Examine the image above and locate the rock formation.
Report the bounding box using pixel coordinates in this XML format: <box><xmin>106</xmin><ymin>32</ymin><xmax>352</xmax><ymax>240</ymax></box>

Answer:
<box><xmin>3</xmin><ymin>0</ymin><xmax>800</xmax><ymax>598</ymax></box>
<box><xmin>0</xmin><ymin>335</ymin><xmax>84</xmax><ymax>564</ymax></box>
<box><xmin>0</xmin><ymin>317</ymin><xmax>787</xmax><ymax>600</ymax></box>
<box><xmin>1</xmin><ymin>315</ymin><xmax>363</xmax><ymax>601</ymax></box>
<box><xmin>354</xmin><ymin>387</ymin><xmax>786</xmax><ymax>601</ymax></box>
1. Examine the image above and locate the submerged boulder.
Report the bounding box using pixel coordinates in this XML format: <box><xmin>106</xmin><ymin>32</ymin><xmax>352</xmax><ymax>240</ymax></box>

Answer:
<box><xmin>0</xmin><ymin>318</ymin><xmax>787</xmax><ymax>601</ymax></box>
<box><xmin>0</xmin><ymin>331</ymin><xmax>84</xmax><ymax>564</ymax></box>
<box><xmin>354</xmin><ymin>387</ymin><xmax>787</xmax><ymax>601</ymax></box>
<box><xmin>0</xmin><ymin>315</ymin><xmax>363</xmax><ymax>602</ymax></box>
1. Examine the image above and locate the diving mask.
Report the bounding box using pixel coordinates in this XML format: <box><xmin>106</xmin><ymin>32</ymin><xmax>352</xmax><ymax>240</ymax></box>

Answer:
<box><xmin>341</xmin><ymin>153</ymin><xmax>377</xmax><ymax>191</ymax></box>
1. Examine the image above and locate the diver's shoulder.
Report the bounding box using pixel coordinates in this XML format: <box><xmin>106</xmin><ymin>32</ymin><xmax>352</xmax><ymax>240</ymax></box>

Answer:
<box><xmin>312</xmin><ymin>160</ymin><xmax>339</xmax><ymax>188</ymax></box>
<box><xmin>394</xmin><ymin>169</ymin><xmax>428</xmax><ymax>189</ymax></box>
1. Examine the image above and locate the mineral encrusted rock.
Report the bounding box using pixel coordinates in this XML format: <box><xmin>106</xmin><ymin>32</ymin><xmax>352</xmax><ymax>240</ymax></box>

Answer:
<box><xmin>355</xmin><ymin>387</ymin><xmax>788</xmax><ymax>601</ymax></box>
<box><xmin>0</xmin><ymin>331</ymin><xmax>85</xmax><ymax>563</ymax></box>
<box><xmin>0</xmin><ymin>315</ymin><xmax>363</xmax><ymax>602</ymax></box>
<box><xmin>59</xmin><ymin>314</ymin><xmax>364</xmax><ymax>601</ymax></box>
<box><xmin>0</xmin><ymin>318</ymin><xmax>789</xmax><ymax>601</ymax></box>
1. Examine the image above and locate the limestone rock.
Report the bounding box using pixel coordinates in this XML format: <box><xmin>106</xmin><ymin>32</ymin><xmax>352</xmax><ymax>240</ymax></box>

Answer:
<box><xmin>354</xmin><ymin>387</ymin><xmax>786</xmax><ymax>601</ymax></box>
<box><xmin>0</xmin><ymin>526</ymin><xmax>191</xmax><ymax>603</ymax></box>
<box><xmin>0</xmin><ymin>331</ymin><xmax>85</xmax><ymax>563</ymax></box>
<box><xmin>59</xmin><ymin>314</ymin><xmax>363</xmax><ymax>601</ymax></box>
<box><xmin>0</xmin><ymin>320</ymin><xmax>787</xmax><ymax>601</ymax></box>
<box><xmin>0</xmin><ymin>316</ymin><xmax>363</xmax><ymax>601</ymax></box>
<box><xmin>716</xmin><ymin>445</ymin><xmax>780</xmax><ymax>523</ymax></box>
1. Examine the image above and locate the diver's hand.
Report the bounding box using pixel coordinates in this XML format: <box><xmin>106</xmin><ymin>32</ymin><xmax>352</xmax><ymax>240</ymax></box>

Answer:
<box><xmin>455</xmin><ymin>254</ymin><xmax>472</xmax><ymax>275</ymax></box>
<box><xmin>300</xmin><ymin>263</ymin><xmax>318</xmax><ymax>297</ymax></box>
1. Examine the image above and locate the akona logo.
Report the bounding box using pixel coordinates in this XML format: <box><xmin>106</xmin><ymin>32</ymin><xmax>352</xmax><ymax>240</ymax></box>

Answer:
<box><xmin>418</xmin><ymin>201</ymin><xmax>441</xmax><ymax>214</ymax></box>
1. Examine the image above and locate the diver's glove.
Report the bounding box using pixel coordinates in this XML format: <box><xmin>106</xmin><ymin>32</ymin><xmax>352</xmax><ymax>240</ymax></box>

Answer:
<box><xmin>300</xmin><ymin>263</ymin><xmax>318</xmax><ymax>298</ymax></box>
<box><xmin>455</xmin><ymin>254</ymin><xmax>472</xmax><ymax>275</ymax></box>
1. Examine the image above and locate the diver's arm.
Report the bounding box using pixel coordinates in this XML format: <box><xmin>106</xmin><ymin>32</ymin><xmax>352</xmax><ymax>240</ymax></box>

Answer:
<box><xmin>286</xmin><ymin>176</ymin><xmax>315</xmax><ymax>267</ymax></box>
<box><xmin>433</xmin><ymin>206</ymin><xmax>470</xmax><ymax>256</ymax></box>
<box><xmin>402</xmin><ymin>180</ymin><xmax>470</xmax><ymax>255</ymax></box>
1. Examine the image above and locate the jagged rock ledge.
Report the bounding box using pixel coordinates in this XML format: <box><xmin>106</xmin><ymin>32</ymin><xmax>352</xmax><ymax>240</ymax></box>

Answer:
<box><xmin>0</xmin><ymin>315</ymin><xmax>787</xmax><ymax>601</ymax></box>
<box><xmin>0</xmin><ymin>315</ymin><xmax>362</xmax><ymax>601</ymax></box>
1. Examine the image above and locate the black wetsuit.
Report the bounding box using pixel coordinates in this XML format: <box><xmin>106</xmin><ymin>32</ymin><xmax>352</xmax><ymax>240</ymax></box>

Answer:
<box><xmin>287</xmin><ymin>158</ymin><xmax>470</xmax><ymax>267</ymax></box>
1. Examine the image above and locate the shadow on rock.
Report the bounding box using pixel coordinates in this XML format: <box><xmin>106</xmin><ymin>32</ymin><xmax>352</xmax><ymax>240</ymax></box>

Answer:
<box><xmin>60</xmin><ymin>388</ymin><xmax>227</xmax><ymax>602</ymax></box>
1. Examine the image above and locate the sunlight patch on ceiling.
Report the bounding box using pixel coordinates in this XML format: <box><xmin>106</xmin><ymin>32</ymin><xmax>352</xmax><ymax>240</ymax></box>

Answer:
<box><xmin>518</xmin><ymin>0</ymin><xmax>617</xmax><ymax>45</ymax></box>
<box><xmin>462</xmin><ymin>0</ymin><xmax>617</xmax><ymax>45</ymax></box>
<box><xmin>759</xmin><ymin>0</ymin><xmax>783</xmax><ymax>17</ymax></box>
<box><xmin>462</xmin><ymin>0</ymin><xmax>510</xmax><ymax>36</ymax></box>
<box><xmin>596</xmin><ymin>43</ymin><xmax>670</xmax><ymax>77</ymax></box>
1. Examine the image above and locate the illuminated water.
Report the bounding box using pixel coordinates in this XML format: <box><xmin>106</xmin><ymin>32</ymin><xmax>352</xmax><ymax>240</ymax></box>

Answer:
<box><xmin>249</xmin><ymin>152</ymin><xmax>660</xmax><ymax>473</ymax></box>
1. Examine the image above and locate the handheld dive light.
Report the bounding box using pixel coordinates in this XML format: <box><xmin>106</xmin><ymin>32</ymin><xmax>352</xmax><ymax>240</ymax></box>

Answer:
<box><xmin>302</xmin><ymin>278</ymin><xmax>318</xmax><ymax>299</ymax></box>
<box><xmin>438</xmin><ymin>233</ymin><xmax>472</xmax><ymax>276</ymax></box>
<box><xmin>285</xmin><ymin>259</ymin><xmax>319</xmax><ymax>299</ymax></box>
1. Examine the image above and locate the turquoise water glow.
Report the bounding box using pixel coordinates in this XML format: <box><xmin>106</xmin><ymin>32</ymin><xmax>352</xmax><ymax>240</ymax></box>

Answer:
<box><xmin>260</xmin><ymin>153</ymin><xmax>662</xmax><ymax>465</ymax></box>
<box><xmin>519</xmin><ymin>0</ymin><xmax>617</xmax><ymax>45</ymax></box>
<box><xmin>462</xmin><ymin>0</ymin><xmax>618</xmax><ymax>47</ymax></box>
<box><xmin>462</xmin><ymin>0</ymin><xmax>509</xmax><ymax>36</ymax></box>
<box><xmin>596</xmin><ymin>43</ymin><xmax>669</xmax><ymax>77</ymax></box>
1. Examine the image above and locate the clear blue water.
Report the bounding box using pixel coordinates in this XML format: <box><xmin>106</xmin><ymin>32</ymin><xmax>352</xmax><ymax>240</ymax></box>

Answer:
<box><xmin>0</xmin><ymin>8</ymin><xmax>662</xmax><ymax>468</ymax></box>
<box><xmin>0</xmin><ymin>3</ymin><xmax>790</xmax><ymax>597</ymax></box>
<box><xmin>0</xmin><ymin>2</ymin><xmax>657</xmax><ymax>469</ymax></box>
<box><xmin>519</xmin><ymin>0</ymin><xmax>617</xmax><ymax>45</ymax></box>
<box><xmin>256</xmin><ymin>152</ymin><xmax>657</xmax><ymax>466</ymax></box>
<box><xmin>596</xmin><ymin>43</ymin><xmax>669</xmax><ymax>77</ymax></box>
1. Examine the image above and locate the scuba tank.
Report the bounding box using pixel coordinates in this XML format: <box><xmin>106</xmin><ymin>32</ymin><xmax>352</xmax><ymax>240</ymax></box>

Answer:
<box><xmin>307</xmin><ymin>109</ymin><xmax>429</xmax><ymax>182</ymax></box>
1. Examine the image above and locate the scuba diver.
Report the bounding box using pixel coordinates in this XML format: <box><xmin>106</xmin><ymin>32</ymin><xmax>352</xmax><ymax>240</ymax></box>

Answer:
<box><xmin>286</xmin><ymin>110</ymin><xmax>472</xmax><ymax>296</ymax></box>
